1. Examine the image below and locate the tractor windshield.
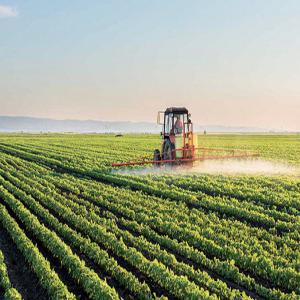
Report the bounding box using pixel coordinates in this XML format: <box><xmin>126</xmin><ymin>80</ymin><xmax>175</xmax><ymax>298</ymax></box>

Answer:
<box><xmin>164</xmin><ymin>112</ymin><xmax>188</xmax><ymax>136</ymax></box>
<box><xmin>173</xmin><ymin>114</ymin><xmax>184</xmax><ymax>135</ymax></box>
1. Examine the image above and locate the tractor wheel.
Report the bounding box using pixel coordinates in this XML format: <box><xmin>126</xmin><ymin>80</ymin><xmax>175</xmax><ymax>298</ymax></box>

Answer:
<box><xmin>153</xmin><ymin>149</ymin><xmax>161</xmax><ymax>166</ymax></box>
<box><xmin>163</xmin><ymin>139</ymin><xmax>175</xmax><ymax>161</ymax></box>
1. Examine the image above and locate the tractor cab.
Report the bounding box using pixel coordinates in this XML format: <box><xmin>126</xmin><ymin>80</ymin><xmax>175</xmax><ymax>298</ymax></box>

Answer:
<box><xmin>155</xmin><ymin>107</ymin><xmax>196</xmax><ymax>162</ymax></box>
<box><xmin>162</xmin><ymin>107</ymin><xmax>189</xmax><ymax>137</ymax></box>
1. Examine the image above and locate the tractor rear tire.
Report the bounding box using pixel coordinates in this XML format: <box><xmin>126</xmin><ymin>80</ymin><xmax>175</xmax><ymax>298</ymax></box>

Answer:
<box><xmin>163</xmin><ymin>139</ymin><xmax>175</xmax><ymax>161</ymax></box>
<box><xmin>153</xmin><ymin>149</ymin><xmax>161</xmax><ymax>166</ymax></box>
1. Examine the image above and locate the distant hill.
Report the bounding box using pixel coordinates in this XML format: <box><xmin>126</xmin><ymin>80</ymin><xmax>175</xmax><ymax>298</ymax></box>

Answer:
<box><xmin>0</xmin><ymin>116</ymin><xmax>160</xmax><ymax>133</ymax></box>
<box><xmin>0</xmin><ymin>116</ymin><xmax>273</xmax><ymax>133</ymax></box>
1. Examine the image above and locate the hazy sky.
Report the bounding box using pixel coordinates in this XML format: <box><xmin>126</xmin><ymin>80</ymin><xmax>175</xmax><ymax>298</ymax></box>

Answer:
<box><xmin>1</xmin><ymin>1</ymin><xmax>300</xmax><ymax>130</ymax></box>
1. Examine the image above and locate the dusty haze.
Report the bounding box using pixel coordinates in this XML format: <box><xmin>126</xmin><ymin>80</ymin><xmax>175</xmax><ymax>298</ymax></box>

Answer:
<box><xmin>113</xmin><ymin>158</ymin><xmax>299</xmax><ymax>176</ymax></box>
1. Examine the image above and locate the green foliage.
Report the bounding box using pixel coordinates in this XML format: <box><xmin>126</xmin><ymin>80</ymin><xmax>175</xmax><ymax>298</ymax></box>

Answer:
<box><xmin>0</xmin><ymin>133</ymin><xmax>299</xmax><ymax>299</ymax></box>
<box><xmin>0</xmin><ymin>251</ymin><xmax>22</xmax><ymax>300</ymax></box>
<box><xmin>4</xmin><ymin>288</ymin><xmax>22</xmax><ymax>300</ymax></box>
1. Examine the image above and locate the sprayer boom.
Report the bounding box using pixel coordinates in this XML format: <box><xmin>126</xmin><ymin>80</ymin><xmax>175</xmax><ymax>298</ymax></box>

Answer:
<box><xmin>111</xmin><ymin>147</ymin><xmax>259</xmax><ymax>167</ymax></box>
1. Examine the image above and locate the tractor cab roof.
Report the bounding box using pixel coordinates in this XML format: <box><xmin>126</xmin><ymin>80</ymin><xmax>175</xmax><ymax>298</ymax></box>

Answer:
<box><xmin>165</xmin><ymin>107</ymin><xmax>188</xmax><ymax>114</ymax></box>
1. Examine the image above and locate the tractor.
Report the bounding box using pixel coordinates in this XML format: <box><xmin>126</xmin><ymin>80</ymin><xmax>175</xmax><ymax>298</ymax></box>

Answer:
<box><xmin>111</xmin><ymin>107</ymin><xmax>258</xmax><ymax>167</ymax></box>
<box><xmin>153</xmin><ymin>107</ymin><xmax>196</xmax><ymax>164</ymax></box>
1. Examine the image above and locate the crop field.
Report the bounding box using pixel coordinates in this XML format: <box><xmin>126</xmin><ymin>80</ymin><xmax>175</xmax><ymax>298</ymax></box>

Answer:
<box><xmin>0</xmin><ymin>133</ymin><xmax>299</xmax><ymax>300</ymax></box>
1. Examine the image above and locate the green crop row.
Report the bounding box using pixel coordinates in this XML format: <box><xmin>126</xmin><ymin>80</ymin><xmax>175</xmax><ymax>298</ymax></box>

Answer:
<box><xmin>157</xmin><ymin>174</ymin><xmax>300</xmax><ymax>213</ymax></box>
<box><xmin>97</xmin><ymin>173</ymin><xmax>300</xmax><ymax>236</ymax></box>
<box><xmin>0</xmin><ymin>205</ymin><xmax>75</xmax><ymax>300</ymax></box>
<box><xmin>0</xmin><ymin>186</ymin><xmax>119</xmax><ymax>300</ymax></box>
<box><xmin>1</xmin><ymin>164</ymin><xmax>243</xmax><ymax>300</ymax></box>
<box><xmin>0</xmin><ymin>170</ymin><xmax>216</xmax><ymax>300</ymax></box>
<box><xmin>0</xmin><ymin>170</ymin><xmax>155</xmax><ymax>300</ymax></box>
<box><xmin>1</xmin><ymin>134</ymin><xmax>300</xmax><ymax>299</ymax></box>
<box><xmin>0</xmin><ymin>250</ymin><xmax>22</xmax><ymax>300</ymax></box>
<box><xmin>72</xmin><ymin>173</ymin><xmax>300</xmax><ymax>293</ymax></box>
<box><xmin>1</xmin><ymin>157</ymin><xmax>298</xmax><ymax>299</ymax></box>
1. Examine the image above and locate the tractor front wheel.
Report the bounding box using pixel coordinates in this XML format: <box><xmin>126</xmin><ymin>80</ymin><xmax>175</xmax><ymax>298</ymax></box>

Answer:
<box><xmin>163</xmin><ymin>139</ymin><xmax>175</xmax><ymax>161</ymax></box>
<box><xmin>153</xmin><ymin>149</ymin><xmax>161</xmax><ymax>166</ymax></box>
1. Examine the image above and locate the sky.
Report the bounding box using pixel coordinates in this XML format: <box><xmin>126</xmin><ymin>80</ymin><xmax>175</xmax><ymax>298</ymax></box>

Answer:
<box><xmin>0</xmin><ymin>1</ymin><xmax>300</xmax><ymax>131</ymax></box>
